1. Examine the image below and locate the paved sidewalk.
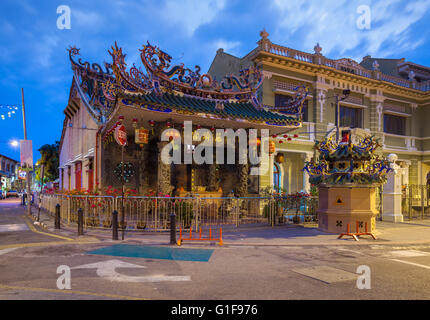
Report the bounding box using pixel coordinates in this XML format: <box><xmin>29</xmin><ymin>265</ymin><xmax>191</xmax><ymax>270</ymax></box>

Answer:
<box><xmin>28</xmin><ymin>204</ymin><xmax>430</xmax><ymax>247</ymax></box>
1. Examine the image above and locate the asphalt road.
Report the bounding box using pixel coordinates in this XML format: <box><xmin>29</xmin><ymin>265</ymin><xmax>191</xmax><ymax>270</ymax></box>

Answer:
<box><xmin>1</xmin><ymin>198</ymin><xmax>430</xmax><ymax>300</ymax></box>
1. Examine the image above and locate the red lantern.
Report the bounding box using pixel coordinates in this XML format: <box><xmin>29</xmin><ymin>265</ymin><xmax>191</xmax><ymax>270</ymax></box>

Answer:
<box><xmin>287</xmin><ymin>137</ymin><xmax>292</xmax><ymax>141</ymax></box>
<box><xmin>279</xmin><ymin>140</ymin><xmax>283</xmax><ymax>144</ymax></box>
<box><xmin>272</xmin><ymin>134</ymin><xmax>277</xmax><ymax>138</ymax></box>
<box><xmin>269</xmin><ymin>141</ymin><xmax>276</xmax><ymax>154</ymax></box>
<box><xmin>283</xmin><ymin>134</ymin><xmax>288</xmax><ymax>138</ymax></box>
<box><xmin>293</xmin><ymin>134</ymin><xmax>298</xmax><ymax>138</ymax></box>
<box><xmin>149</xmin><ymin>120</ymin><xmax>155</xmax><ymax>134</ymax></box>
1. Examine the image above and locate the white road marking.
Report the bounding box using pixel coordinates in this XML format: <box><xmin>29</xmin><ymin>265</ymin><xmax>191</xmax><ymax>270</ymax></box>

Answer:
<box><xmin>0</xmin><ymin>224</ymin><xmax>29</xmax><ymax>232</ymax></box>
<box><xmin>390</xmin><ymin>250</ymin><xmax>430</xmax><ymax>258</ymax></box>
<box><xmin>336</xmin><ymin>248</ymin><xmax>365</xmax><ymax>255</ymax></box>
<box><xmin>0</xmin><ymin>248</ymin><xmax>18</xmax><ymax>256</ymax></box>
<box><xmin>72</xmin><ymin>259</ymin><xmax>191</xmax><ymax>283</ymax></box>
<box><xmin>390</xmin><ymin>259</ymin><xmax>430</xmax><ymax>270</ymax></box>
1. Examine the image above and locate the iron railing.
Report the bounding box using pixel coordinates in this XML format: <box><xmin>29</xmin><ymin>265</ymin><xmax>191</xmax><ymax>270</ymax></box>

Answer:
<box><xmin>402</xmin><ymin>184</ymin><xmax>430</xmax><ymax>220</ymax></box>
<box><xmin>39</xmin><ymin>194</ymin><xmax>319</xmax><ymax>231</ymax></box>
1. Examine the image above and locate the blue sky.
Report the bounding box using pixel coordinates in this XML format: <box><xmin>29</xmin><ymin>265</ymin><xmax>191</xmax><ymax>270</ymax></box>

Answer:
<box><xmin>1</xmin><ymin>0</ymin><xmax>430</xmax><ymax>162</ymax></box>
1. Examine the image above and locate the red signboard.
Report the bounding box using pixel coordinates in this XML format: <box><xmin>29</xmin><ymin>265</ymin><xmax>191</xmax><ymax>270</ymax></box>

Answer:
<box><xmin>114</xmin><ymin>124</ymin><xmax>127</xmax><ymax>146</ymax></box>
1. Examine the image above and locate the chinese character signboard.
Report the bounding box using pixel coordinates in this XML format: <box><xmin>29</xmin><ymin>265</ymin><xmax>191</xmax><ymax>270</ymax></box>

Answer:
<box><xmin>135</xmin><ymin>128</ymin><xmax>149</xmax><ymax>145</ymax></box>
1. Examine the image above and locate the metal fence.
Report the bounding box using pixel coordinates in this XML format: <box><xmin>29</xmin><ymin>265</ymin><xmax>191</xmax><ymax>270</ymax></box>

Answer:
<box><xmin>39</xmin><ymin>194</ymin><xmax>319</xmax><ymax>232</ymax></box>
<box><xmin>402</xmin><ymin>184</ymin><xmax>430</xmax><ymax>220</ymax></box>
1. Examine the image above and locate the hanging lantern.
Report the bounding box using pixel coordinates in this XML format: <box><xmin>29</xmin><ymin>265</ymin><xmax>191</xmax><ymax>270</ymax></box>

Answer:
<box><xmin>132</xmin><ymin>118</ymin><xmax>138</xmax><ymax>129</ymax></box>
<box><xmin>287</xmin><ymin>137</ymin><xmax>292</xmax><ymax>141</ymax></box>
<box><xmin>166</xmin><ymin>121</ymin><xmax>172</xmax><ymax>128</ymax></box>
<box><xmin>275</xmin><ymin>153</ymin><xmax>285</xmax><ymax>163</ymax></box>
<box><xmin>283</xmin><ymin>134</ymin><xmax>288</xmax><ymax>138</ymax></box>
<box><xmin>272</xmin><ymin>134</ymin><xmax>277</xmax><ymax>138</ymax></box>
<box><xmin>149</xmin><ymin>120</ymin><xmax>155</xmax><ymax>134</ymax></box>
<box><xmin>293</xmin><ymin>134</ymin><xmax>299</xmax><ymax>138</ymax></box>
<box><xmin>269</xmin><ymin>140</ymin><xmax>276</xmax><ymax>155</ymax></box>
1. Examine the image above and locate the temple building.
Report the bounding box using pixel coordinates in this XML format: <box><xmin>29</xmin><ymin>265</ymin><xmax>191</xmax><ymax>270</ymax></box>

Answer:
<box><xmin>58</xmin><ymin>41</ymin><xmax>306</xmax><ymax>198</ymax></box>
<box><xmin>208</xmin><ymin>30</ymin><xmax>430</xmax><ymax>221</ymax></box>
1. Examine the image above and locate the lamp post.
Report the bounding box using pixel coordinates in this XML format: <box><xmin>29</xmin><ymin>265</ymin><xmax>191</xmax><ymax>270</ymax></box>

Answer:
<box><xmin>21</xmin><ymin>88</ymin><xmax>32</xmax><ymax>217</ymax></box>
<box><xmin>37</xmin><ymin>162</ymin><xmax>45</xmax><ymax>222</ymax></box>
<box><xmin>330</xmin><ymin>89</ymin><xmax>350</xmax><ymax>142</ymax></box>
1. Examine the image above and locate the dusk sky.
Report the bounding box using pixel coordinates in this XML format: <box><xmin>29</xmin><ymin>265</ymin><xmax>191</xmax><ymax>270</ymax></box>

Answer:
<box><xmin>1</xmin><ymin>0</ymin><xmax>430</xmax><ymax>162</ymax></box>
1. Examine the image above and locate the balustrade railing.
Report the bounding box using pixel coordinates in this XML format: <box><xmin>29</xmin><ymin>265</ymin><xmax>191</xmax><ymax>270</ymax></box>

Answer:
<box><xmin>262</xmin><ymin>42</ymin><xmax>429</xmax><ymax>92</ymax></box>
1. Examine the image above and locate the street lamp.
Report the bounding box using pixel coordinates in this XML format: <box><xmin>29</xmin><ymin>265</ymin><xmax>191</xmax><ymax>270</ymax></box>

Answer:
<box><xmin>10</xmin><ymin>140</ymin><xmax>19</xmax><ymax>148</ymax></box>
<box><xmin>326</xmin><ymin>89</ymin><xmax>351</xmax><ymax>142</ymax></box>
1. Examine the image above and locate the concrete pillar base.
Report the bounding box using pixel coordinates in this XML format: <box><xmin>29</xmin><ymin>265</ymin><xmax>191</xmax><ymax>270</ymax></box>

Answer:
<box><xmin>381</xmin><ymin>213</ymin><xmax>404</xmax><ymax>223</ymax></box>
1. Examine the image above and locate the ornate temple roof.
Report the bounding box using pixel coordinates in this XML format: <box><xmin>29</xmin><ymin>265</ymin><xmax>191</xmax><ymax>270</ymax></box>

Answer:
<box><xmin>66</xmin><ymin>41</ymin><xmax>306</xmax><ymax>128</ymax></box>
<box><xmin>304</xmin><ymin>134</ymin><xmax>393</xmax><ymax>185</ymax></box>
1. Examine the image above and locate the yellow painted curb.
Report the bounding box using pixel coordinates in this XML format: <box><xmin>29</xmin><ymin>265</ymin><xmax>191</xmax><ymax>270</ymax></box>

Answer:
<box><xmin>0</xmin><ymin>240</ymin><xmax>100</xmax><ymax>250</ymax></box>
<box><xmin>0</xmin><ymin>283</ymin><xmax>147</xmax><ymax>300</ymax></box>
<box><xmin>23</xmin><ymin>216</ymin><xmax>75</xmax><ymax>241</ymax></box>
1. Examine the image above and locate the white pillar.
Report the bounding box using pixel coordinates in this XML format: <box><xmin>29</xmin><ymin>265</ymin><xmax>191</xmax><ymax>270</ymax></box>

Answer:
<box><xmin>382</xmin><ymin>154</ymin><xmax>404</xmax><ymax>222</ymax></box>
<box><xmin>301</xmin><ymin>153</ymin><xmax>312</xmax><ymax>193</ymax></box>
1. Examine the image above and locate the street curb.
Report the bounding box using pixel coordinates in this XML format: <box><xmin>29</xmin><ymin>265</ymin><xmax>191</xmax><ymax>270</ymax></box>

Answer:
<box><xmin>31</xmin><ymin>215</ymin><xmax>48</xmax><ymax>229</ymax></box>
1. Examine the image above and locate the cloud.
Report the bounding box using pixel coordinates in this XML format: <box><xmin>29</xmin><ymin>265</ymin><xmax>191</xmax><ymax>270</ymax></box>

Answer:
<box><xmin>272</xmin><ymin>0</ymin><xmax>430</xmax><ymax>60</ymax></box>
<box><xmin>212</xmin><ymin>39</ymin><xmax>241</xmax><ymax>55</ymax></box>
<box><xmin>33</xmin><ymin>35</ymin><xmax>60</xmax><ymax>68</ymax></box>
<box><xmin>163</xmin><ymin>0</ymin><xmax>226</xmax><ymax>36</ymax></box>
<box><xmin>72</xmin><ymin>9</ymin><xmax>105</xmax><ymax>30</ymax></box>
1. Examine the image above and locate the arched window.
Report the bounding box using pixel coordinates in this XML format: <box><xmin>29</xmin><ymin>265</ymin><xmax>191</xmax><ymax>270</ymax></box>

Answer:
<box><xmin>273</xmin><ymin>163</ymin><xmax>281</xmax><ymax>192</ymax></box>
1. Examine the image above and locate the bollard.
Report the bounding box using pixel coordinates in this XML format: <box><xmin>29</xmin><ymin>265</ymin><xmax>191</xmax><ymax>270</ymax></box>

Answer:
<box><xmin>170</xmin><ymin>213</ymin><xmax>176</xmax><ymax>245</ymax></box>
<box><xmin>77</xmin><ymin>208</ymin><xmax>84</xmax><ymax>236</ymax></box>
<box><xmin>112</xmin><ymin>210</ymin><xmax>119</xmax><ymax>240</ymax></box>
<box><xmin>55</xmin><ymin>204</ymin><xmax>61</xmax><ymax>229</ymax></box>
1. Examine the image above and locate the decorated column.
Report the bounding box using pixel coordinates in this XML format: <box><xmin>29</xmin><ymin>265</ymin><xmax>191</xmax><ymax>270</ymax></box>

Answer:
<box><xmin>301</xmin><ymin>153</ymin><xmax>312</xmax><ymax>193</ymax></box>
<box><xmin>157</xmin><ymin>140</ymin><xmax>174</xmax><ymax>195</ymax></box>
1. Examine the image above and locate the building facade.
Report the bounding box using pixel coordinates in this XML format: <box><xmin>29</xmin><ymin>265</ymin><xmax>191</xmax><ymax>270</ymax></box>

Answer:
<box><xmin>208</xmin><ymin>30</ymin><xmax>430</xmax><ymax>202</ymax></box>
<box><xmin>0</xmin><ymin>154</ymin><xmax>19</xmax><ymax>192</ymax></box>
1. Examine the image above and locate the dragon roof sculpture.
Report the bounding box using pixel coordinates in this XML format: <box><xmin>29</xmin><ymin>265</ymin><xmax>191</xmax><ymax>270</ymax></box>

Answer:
<box><xmin>67</xmin><ymin>41</ymin><xmax>307</xmax><ymax>126</ymax></box>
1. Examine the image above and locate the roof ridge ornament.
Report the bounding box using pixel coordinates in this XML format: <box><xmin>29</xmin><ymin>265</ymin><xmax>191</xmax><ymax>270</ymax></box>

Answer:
<box><xmin>314</xmin><ymin>43</ymin><xmax>322</xmax><ymax>55</ymax></box>
<box><xmin>372</xmin><ymin>60</ymin><xmax>380</xmax><ymax>71</ymax></box>
<box><xmin>260</xmin><ymin>28</ymin><xmax>269</xmax><ymax>40</ymax></box>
